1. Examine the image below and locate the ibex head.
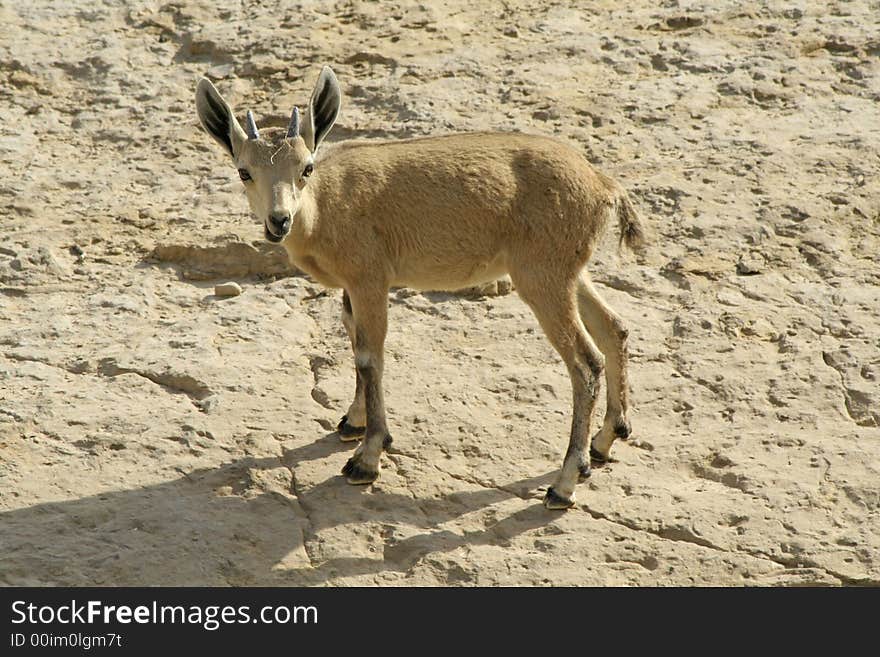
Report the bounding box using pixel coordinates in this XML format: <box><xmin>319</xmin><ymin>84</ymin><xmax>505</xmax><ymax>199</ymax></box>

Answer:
<box><xmin>195</xmin><ymin>66</ymin><xmax>341</xmax><ymax>243</ymax></box>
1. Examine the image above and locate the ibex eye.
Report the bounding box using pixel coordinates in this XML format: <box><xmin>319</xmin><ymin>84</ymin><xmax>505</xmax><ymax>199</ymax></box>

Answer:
<box><xmin>238</xmin><ymin>169</ymin><xmax>252</xmax><ymax>182</ymax></box>
<box><xmin>302</xmin><ymin>163</ymin><xmax>314</xmax><ymax>178</ymax></box>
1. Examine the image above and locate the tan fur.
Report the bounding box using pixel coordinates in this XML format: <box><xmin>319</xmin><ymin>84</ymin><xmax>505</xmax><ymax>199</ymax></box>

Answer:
<box><xmin>196</xmin><ymin>69</ymin><xmax>646</xmax><ymax>508</ymax></box>
<box><xmin>276</xmin><ymin>132</ymin><xmax>636</xmax><ymax>289</ymax></box>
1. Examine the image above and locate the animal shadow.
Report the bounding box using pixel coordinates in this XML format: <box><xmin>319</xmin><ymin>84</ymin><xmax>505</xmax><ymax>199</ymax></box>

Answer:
<box><xmin>0</xmin><ymin>431</ymin><xmax>558</xmax><ymax>585</ymax></box>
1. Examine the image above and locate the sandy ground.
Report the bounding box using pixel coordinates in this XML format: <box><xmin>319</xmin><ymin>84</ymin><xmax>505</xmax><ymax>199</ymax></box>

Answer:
<box><xmin>1</xmin><ymin>0</ymin><xmax>878</xmax><ymax>586</ymax></box>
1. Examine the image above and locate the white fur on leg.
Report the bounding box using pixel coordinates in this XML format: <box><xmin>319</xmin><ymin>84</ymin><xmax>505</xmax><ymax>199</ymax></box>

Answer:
<box><xmin>353</xmin><ymin>434</ymin><xmax>383</xmax><ymax>471</ymax></box>
<box><xmin>355</xmin><ymin>351</ymin><xmax>374</xmax><ymax>368</ymax></box>
<box><xmin>345</xmin><ymin>398</ymin><xmax>366</xmax><ymax>428</ymax></box>
<box><xmin>590</xmin><ymin>421</ymin><xmax>616</xmax><ymax>460</ymax></box>
<box><xmin>550</xmin><ymin>455</ymin><xmax>581</xmax><ymax>502</ymax></box>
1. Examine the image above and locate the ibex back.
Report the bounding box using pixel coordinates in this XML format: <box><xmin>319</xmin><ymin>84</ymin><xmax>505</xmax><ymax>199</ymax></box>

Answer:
<box><xmin>195</xmin><ymin>66</ymin><xmax>645</xmax><ymax>509</ymax></box>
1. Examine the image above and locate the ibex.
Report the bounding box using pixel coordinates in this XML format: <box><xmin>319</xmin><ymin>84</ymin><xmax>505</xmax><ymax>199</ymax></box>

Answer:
<box><xmin>195</xmin><ymin>66</ymin><xmax>645</xmax><ymax>509</ymax></box>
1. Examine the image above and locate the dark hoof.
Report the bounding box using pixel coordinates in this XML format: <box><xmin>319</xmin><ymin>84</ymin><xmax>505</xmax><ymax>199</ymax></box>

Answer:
<box><xmin>382</xmin><ymin>433</ymin><xmax>393</xmax><ymax>449</ymax></box>
<box><xmin>589</xmin><ymin>445</ymin><xmax>608</xmax><ymax>463</ymax></box>
<box><xmin>543</xmin><ymin>486</ymin><xmax>575</xmax><ymax>510</ymax></box>
<box><xmin>578</xmin><ymin>463</ymin><xmax>592</xmax><ymax>479</ymax></box>
<box><xmin>614</xmin><ymin>419</ymin><xmax>631</xmax><ymax>440</ymax></box>
<box><xmin>341</xmin><ymin>457</ymin><xmax>378</xmax><ymax>485</ymax></box>
<box><xmin>337</xmin><ymin>415</ymin><xmax>366</xmax><ymax>441</ymax></box>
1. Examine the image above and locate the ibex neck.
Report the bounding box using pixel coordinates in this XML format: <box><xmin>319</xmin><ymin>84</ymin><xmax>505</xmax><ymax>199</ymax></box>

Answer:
<box><xmin>289</xmin><ymin>187</ymin><xmax>319</xmax><ymax>249</ymax></box>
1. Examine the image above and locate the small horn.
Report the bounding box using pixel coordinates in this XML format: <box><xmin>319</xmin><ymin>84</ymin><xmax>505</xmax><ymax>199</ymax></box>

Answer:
<box><xmin>286</xmin><ymin>106</ymin><xmax>300</xmax><ymax>138</ymax></box>
<box><xmin>245</xmin><ymin>110</ymin><xmax>260</xmax><ymax>140</ymax></box>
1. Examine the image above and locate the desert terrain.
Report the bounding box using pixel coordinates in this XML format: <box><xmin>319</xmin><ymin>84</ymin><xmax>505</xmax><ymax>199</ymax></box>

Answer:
<box><xmin>1</xmin><ymin>0</ymin><xmax>878</xmax><ymax>586</ymax></box>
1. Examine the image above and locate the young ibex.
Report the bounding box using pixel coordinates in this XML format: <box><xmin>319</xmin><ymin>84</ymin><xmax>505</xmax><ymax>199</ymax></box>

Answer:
<box><xmin>195</xmin><ymin>66</ymin><xmax>645</xmax><ymax>509</ymax></box>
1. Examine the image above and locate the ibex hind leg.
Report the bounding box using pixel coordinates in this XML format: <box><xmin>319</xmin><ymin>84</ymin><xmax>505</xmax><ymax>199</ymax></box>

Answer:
<box><xmin>510</xmin><ymin>267</ymin><xmax>604</xmax><ymax>510</ymax></box>
<box><xmin>575</xmin><ymin>274</ymin><xmax>631</xmax><ymax>462</ymax></box>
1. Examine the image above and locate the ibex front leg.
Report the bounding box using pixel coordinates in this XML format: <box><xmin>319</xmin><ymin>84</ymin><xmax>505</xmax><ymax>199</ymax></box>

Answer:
<box><xmin>338</xmin><ymin>290</ymin><xmax>366</xmax><ymax>440</ymax></box>
<box><xmin>341</xmin><ymin>284</ymin><xmax>392</xmax><ymax>484</ymax></box>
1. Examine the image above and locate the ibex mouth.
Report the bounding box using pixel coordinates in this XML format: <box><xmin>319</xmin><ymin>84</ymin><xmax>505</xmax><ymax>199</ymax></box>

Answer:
<box><xmin>264</xmin><ymin>226</ymin><xmax>286</xmax><ymax>243</ymax></box>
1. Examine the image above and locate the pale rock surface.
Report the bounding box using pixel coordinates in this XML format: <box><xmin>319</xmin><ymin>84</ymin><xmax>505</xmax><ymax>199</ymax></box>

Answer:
<box><xmin>0</xmin><ymin>1</ymin><xmax>878</xmax><ymax>586</ymax></box>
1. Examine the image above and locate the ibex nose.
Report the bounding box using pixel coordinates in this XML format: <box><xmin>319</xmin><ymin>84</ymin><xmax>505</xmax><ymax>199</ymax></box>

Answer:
<box><xmin>268</xmin><ymin>212</ymin><xmax>291</xmax><ymax>235</ymax></box>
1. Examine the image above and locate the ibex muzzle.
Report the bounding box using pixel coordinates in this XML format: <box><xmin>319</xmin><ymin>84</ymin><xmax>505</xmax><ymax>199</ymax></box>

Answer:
<box><xmin>266</xmin><ymin>212</ymin><xmax>291</xmax><ymax>242</ymax></box>
<box><xmin>195</xmin><ymin>66</ymin><xmax>646</xmax><ymax>510</ymax></box>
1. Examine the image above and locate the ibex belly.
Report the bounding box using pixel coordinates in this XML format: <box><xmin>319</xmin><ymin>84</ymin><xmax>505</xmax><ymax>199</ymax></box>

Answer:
<box><xmin>391</xmin><ymin>249</ymin><xmax>508</xmax><ymax>292</ymax></box>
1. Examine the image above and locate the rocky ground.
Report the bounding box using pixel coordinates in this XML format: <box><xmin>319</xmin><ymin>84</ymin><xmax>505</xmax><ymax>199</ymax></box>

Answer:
<box><xmin>1</xmin><ymin>0</ymin><xmax>878</xmax><ymax>586</ymax></box>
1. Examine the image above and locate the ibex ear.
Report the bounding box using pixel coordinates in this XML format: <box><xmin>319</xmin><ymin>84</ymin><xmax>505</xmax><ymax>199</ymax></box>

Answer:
<box><xmin>302</xmin><ymin>66</ymin><xmax>341</xmax><ymax>153</ymax></box>
<box><xmin>195</xmin><ymin>78</ymin><xmax>247</xmax><ymax>158</ymax></box>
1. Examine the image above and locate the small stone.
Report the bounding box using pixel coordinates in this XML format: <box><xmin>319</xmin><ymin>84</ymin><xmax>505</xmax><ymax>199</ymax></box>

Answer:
<box><xmin>532</xmin><ymin>109</ymin><xmax>559</xmax><ymax>121</ymax></box>
<box><xmin>207</xmin><ymin>63</ymin><xmax>234</xmax><ymax>79</ymax></box>
<box><xmin>69</xmin><ymin>244</ymin><xmax>85</xmax><ymax>264</ymax></box>
<box><xmin>736</xmin><ymin>256</ymin><xmax>761</xmax><ymax>276</ymax></box>
<box><xmin>214</xmin><ymin>282</ymin><xmax>242</xmax><ymax>297</ymax></box>
<box><xmin>717</xmin><ymin>289</ymin><xmax>742</xmax><ymax>306</ymax></box>
<box><xmin>197</xmin><ymin>395</ymin><xmax>219</xmax><ymax>414</ymax></box>
<box><xmin>666</xmin><ymin>16</ymin><xmax>703</xmax><ymax>30</ymax></box>
<box><xmin>503</xmin><ymin>26</ymin><xmax>519</xmax><ymax>37</ymax></box>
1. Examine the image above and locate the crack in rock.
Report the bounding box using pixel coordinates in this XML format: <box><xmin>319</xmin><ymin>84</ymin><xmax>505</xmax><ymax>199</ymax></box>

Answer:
<box><xmin>148</xmin><ymin>239</ymin><xmax>292</xmax><ymax>281</ymax></box>
<box><xmin>579</xmin><ymin>505</ymin><xmax>880</xmax><ymax>586</ymax></box>
<box><xmin>306</xmin><ymin>354</ymin><xmax>335</xmax><ymax>410</ymax></box>
<box><xmin>821</xmin><ymin>351</ymin><xmax>879</xmax><ymax>427</ymax></box>
<box><xmin>3</xmin><ymin>351</ymin><xmax>92</xmax><ymax>376</ymax></box>
<box><xmin>283</xmin><ymin>459</ymin><xmax>319</xmax><ymax>570</ymax></box>
<box><xmin>97</xmin><ymin>357</ymin><xmax>213</xmax><ymax>401</ymax></box>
